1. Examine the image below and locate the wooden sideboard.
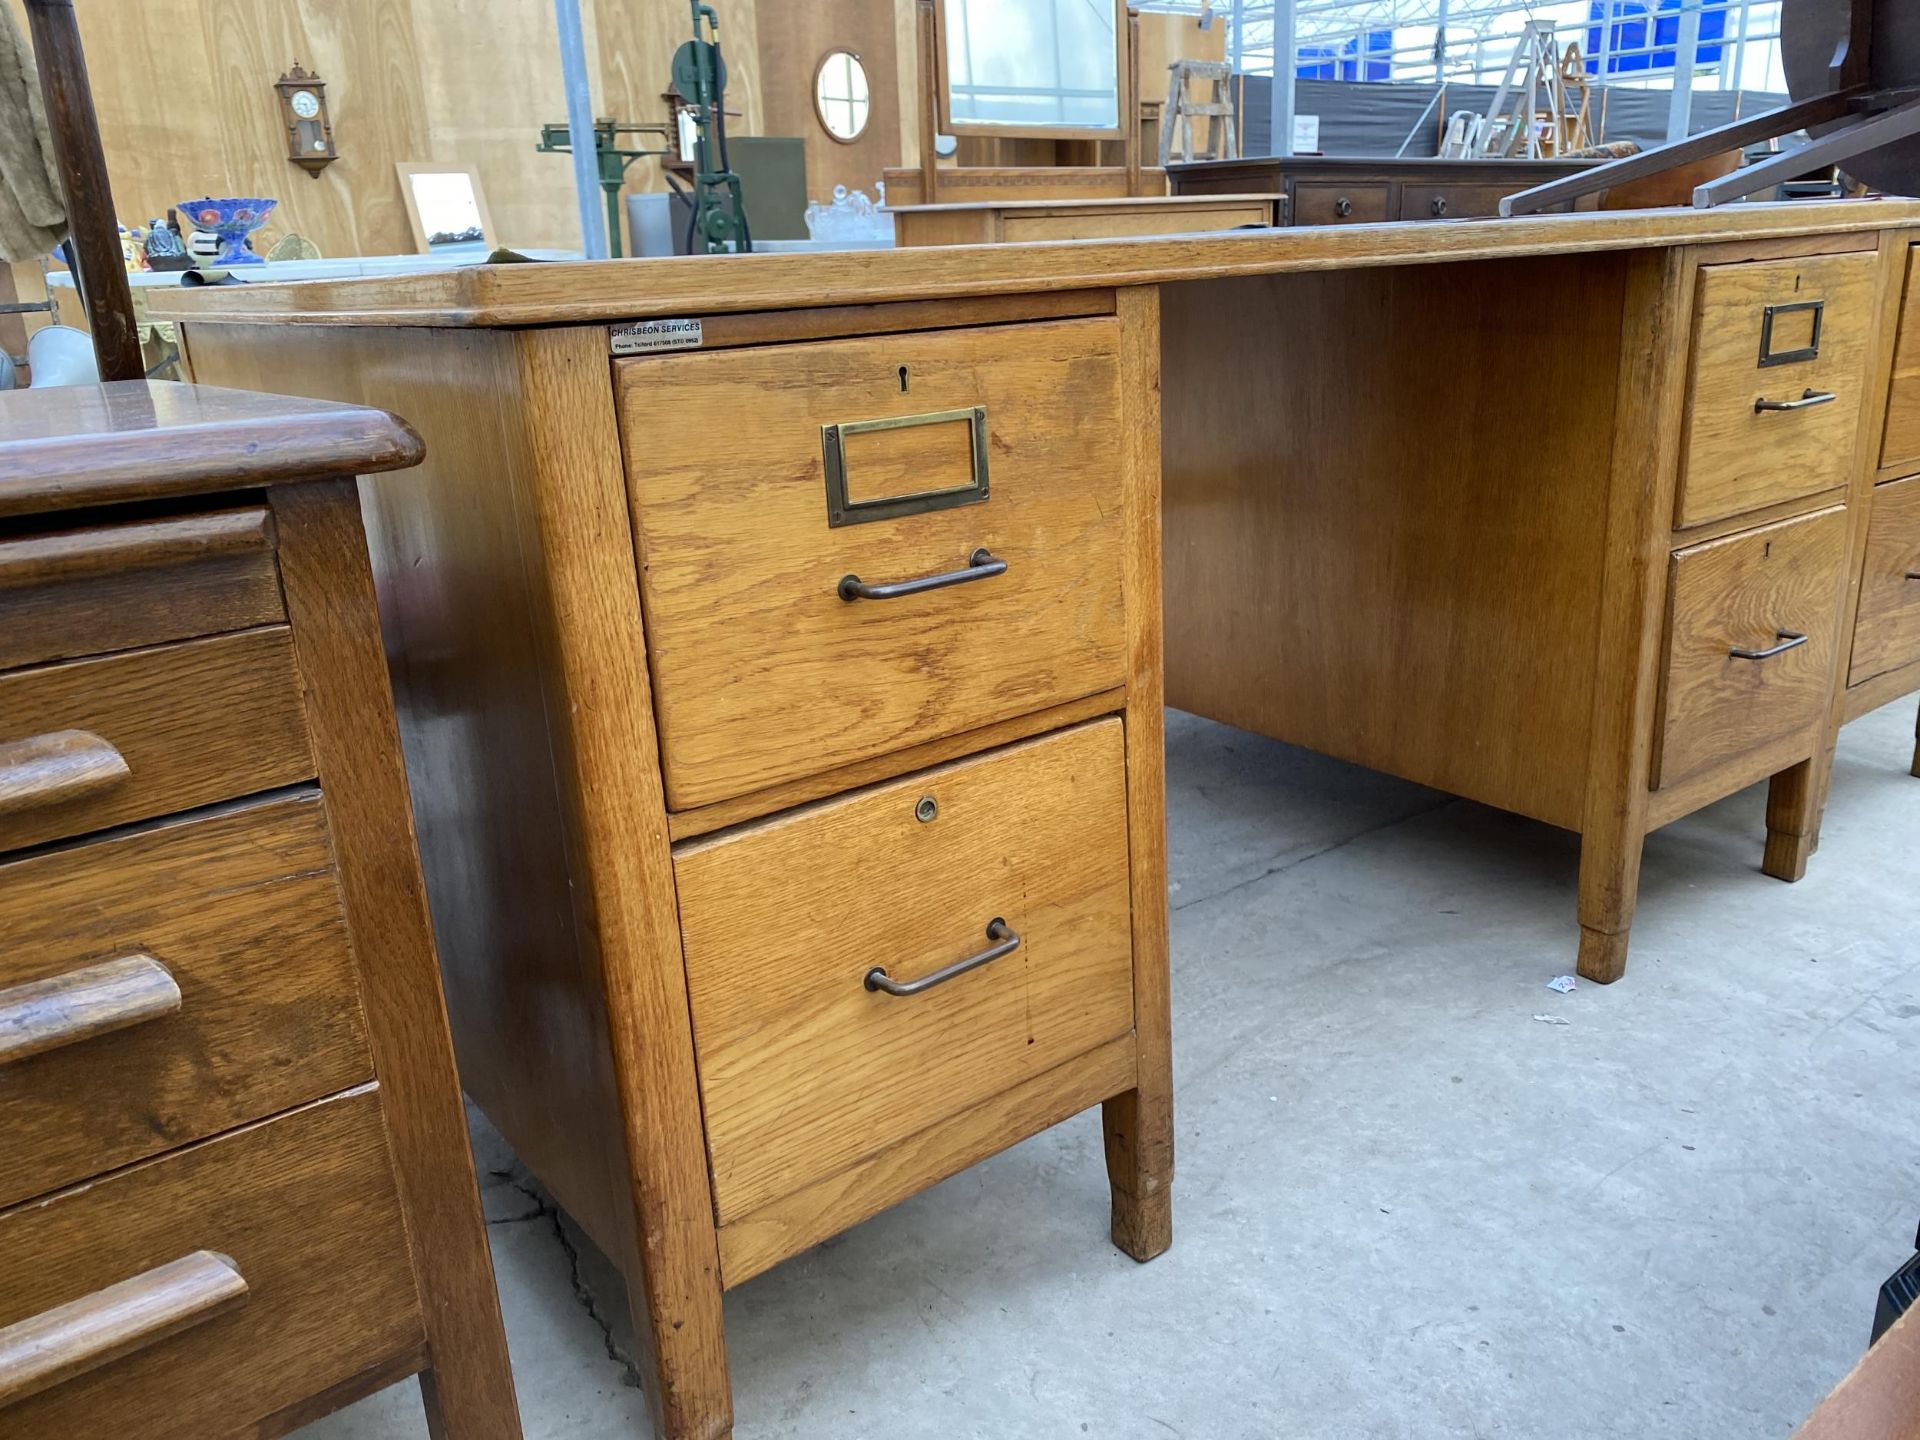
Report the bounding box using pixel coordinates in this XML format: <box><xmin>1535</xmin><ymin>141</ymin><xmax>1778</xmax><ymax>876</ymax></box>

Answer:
<box><xmin>157</xmin><ymin>200</ymin><xmax>1920</xmax><ymax>1436</ymax></box>
<box><xmin>0</xmin><ymin>385</ymin><xmax>519</xmax><ymax>1438</ymax></box>
<box><xmin>1169</xmin><ymin>155</ymin><xmax>1606</xmax><ymax>223</ymax></box>
<box><xmin>891</xmin><ymin>194</ymin><xmax>1277</xmax><ymax>247</ymax></box>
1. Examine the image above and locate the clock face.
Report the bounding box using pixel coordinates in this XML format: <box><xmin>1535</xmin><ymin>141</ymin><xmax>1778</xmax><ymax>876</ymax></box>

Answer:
<box><xmin>290</xmin><ymin>89</ymin><xmax>320</xmax><ymax>119</ymax></box>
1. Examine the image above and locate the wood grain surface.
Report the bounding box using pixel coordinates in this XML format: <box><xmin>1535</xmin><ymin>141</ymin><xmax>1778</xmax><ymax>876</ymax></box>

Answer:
<box><xmin>619</xmin><ymin>317</ymin><xmax>1128</xmax><ymax>809</ymax></box>
<box><xmin>1676</xmin><ymin>251</ymin><xmax>1878</xmax><ymax>528</ymax></box>
<box><xmin>0</xmin><ymin>382</ymin><xmax>421</xmax><ymax>520</ymax></box>
<box><xmin>1879</xmin><ymin>243</ymin><xmax>1920</xmax><ymax>475</ymax></box>
<box><xmin>0</xmin><ymin>628</ymin><xmax>313</xmax><ymax>852</ymax></box>
<box><xmin>1162</xmin><ymin>257</ymin><xmax>1625</xmax><ymax>832</ymax></box>
<box><xmin>1849</xmin><ymin>475</ymin><xmax>1920</xmax><ymax>685</ymax></box>
<box><xmin>0</xmin><ymin>1087</ymin><xmax>422</xmax><ymax>1439</ymax></box>
<box><xmin>1793</xmin><ymin>1303</ymin><xmax>1920</xmax><ymax>1440</ymax></box>
<box><xmin>675</xmin><ymin>720</ymin><xmax>1135</xmax><ymax>1224</ymax></box>
<box><xmin>154</xmin><ymin>201</ymin><xmax>1920</xmax><ymax>330</ymax></box>
<box><xmin>0</xmin><ymin>509</ymin><xmax>283</xmax><ymax>671</ymax></box>
<box><xmin>0</xmin><ymin>794</ymin><xmax>371</xmax><ymax>1208</ymax></box>
<box><xmin>1657</xmin><ymin>506</ymin><xmax>1849</xmax><ymax>790</ymax></box>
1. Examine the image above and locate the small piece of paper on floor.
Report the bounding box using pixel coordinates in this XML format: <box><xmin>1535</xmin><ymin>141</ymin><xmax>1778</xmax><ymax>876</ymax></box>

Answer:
<box><xmin>1532</xmin><ymin>1014</ymin><xmax>1571</xmax><ymax>1026</ymax></box>
<box><xmin>1546</xmin><ymin>975</ymin><xmax>1577</xmax><ymax>993</ymax></box>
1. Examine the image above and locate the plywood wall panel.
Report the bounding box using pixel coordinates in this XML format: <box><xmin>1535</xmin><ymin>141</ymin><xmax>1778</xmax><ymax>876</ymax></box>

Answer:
<box><xmin>756</xmin><ymin>0</ymin><xmax>901</xmax><ymax>201</ymax></box>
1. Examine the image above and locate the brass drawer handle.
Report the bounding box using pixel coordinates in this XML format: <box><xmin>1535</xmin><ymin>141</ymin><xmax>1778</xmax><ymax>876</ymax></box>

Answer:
<box><xmin>838</xmin><ymin>548</ymin><xmax>1006</xmax><ymax>602</ymax></box>
<box><xmin>1729</xmin><ymin>630</ymin><xmax>1809</xmax><ymax>662</ymax></box>
<box><xmin>0</xmin><ymin>730</ymin><xmax>130</xmax><ymax>817</ymax></box>
<box><xmin>1430</xmin><ymin>196</ymin><xmax>1449</xmax><ymax>217</ymax></box>
<box><xmin>0</xmin><ymin>955</ymin><xmax>182</xmax><ymax>1067</ymax></box>
<box><xmin>1334</xmin><ymin>197</ymin><xmax>1353</xmax><ymax>218</ymax></box>
<box><xmin>0</xmin><ymin>1251</ymin><xmax>248</xmax><ymax>1407</ymax></box>
<box><xmin>1754</xmin><ymin>389</ymin><xmax>1838</xmax><ymax>413</ymax></box>
<box><xmin>865</xmin><ymin>918</ymin><xmax>1020</xmax><ymax>997</ymax></box>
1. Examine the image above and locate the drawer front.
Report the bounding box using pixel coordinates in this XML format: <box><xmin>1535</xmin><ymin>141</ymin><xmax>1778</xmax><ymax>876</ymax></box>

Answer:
<box><xmin>1881</xmin><ymin>245</ymin><xmax>1920</xmax><ymax>472</ymax></box>
<box><xmin>999</xmin><ymin>201</ymin><xmax>1270</xmax><ymax>243</ymax></box>
<box><xmin>1677</xmin><ymin>252</ymin><xmax>1878</xmax><ymax>528</ymax></box>
<box><xmin>0</xmin><ymin>509</ymin><xmax>284</xmax><ymax>673</ymax></box>
<box><xmin>0</xmin><ymin>627</ymin><xmax>313</xmax><ymax>853</ymax></box>
<box><xmin>1657</xmin><ymin>506</ymin><xmax>1849</xmax><ymax>789</ymax></box>
<box><xmin>1395</xmin><ymin>184</ymin><xmax>1509</xmax><ymax>221</ymax></box>
<box><xmin>619</xmin><ymin>319</ymin><xmax>1128</xmax><ymax>810</ymax></box>
<box><xmin>0</xmin><ymin>1088</ymin><xmax>423</xmax><ymax>1437</ymax></box>
<box><xmin>0</xmin><ymin>794</ymin><xmax>372</xmax><ymax>1206</ymax></box>
<box><xmin>676</xmin><ymin>719</ymin><xmax>1135</xmax><ymax>1223</ymax></box>
<box><xmin>1290</xmin><ymin>182</ymin><xmax>1389</xmax><ymax>225</ymax></box>
<box><xmin>1850</xmin><ymin>474</ymin><xmax>1920</xmax><ymax>686</ymax></box>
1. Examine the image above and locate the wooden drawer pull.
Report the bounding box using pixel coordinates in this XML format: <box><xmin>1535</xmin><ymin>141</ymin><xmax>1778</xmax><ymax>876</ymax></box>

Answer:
<box><xmin>1729</xmin><ymin>630</ymin><xmax>1810</xmax><ymax>662</ymax></box>
<box><xmin>865</xmin><ymin>918</ymin><xmax>1021</xmax><ymax>997</ymax></box>
<box><xmin>0</xmin><ymin>955</ymin><xmax>182</xmax><ymax>1066</ymax></box>
<box><xmin>0</xmin><ymin>1250</ymin><xmax>247</xmax><ymax>1407</ymax></box>
<box><xmin>1754</xmin><ymin>388</ymin><xmax>1838</xmax><ymax>413</ymax></box>
<box><xmin>838</xmin><ymin>548</ymin><xmax>1006</xmax><ymax>602</ymax></box>
<box><xmin>0</xmin><ymin>730</ymin><xmax>130</xmax><ymax>817</ymax></box>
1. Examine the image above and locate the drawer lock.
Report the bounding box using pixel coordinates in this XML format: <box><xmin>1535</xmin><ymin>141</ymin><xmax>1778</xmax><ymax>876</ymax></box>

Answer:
<box><xmin>865</xmin><ymin>919</ymin><xmax>1021</xmax><ymax>998</ymax></box>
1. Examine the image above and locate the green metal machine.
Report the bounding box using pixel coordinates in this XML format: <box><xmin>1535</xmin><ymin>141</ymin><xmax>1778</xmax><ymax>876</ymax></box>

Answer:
<box><xmin>536</xmin><ymin>1</ymin><xmax>750</xmax><ymax>258</ymax></box>
<box><xmin>670</xmin><ymin>1</ymin><xmax>751</xmax><ymax>254</ymax></box>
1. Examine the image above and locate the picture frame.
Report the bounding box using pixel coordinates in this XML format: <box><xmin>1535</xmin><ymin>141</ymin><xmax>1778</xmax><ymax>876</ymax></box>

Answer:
<box><xmin>393</xmin><ymin>162</ymin><xmax>497</xmax><ymax>255</ymax></box>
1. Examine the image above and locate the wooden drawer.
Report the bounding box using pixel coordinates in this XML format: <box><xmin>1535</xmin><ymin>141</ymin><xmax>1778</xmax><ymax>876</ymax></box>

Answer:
<box><xmin>675</xmin><ymin>719</ymin><xmax>1136</xmax><ymax>1224</ymax></box>
<box><xmin>1676</xmin><ymin>252</ymin><xmax>1878</xmax><ymax>529</ymax></box>
<box><xmin>1850</xmin><ymin>474</ymin><xmax>1920</xmax><ymax>686</ymax></box>
<box><xmin>0</xmin><ymin>1088</ymin><xmax>423</xmax><ymax>1437</ymax></box>
<box><xmin>619</xmin><ymin>319</ymin><xmax>1128</xmax><ymax>810</ymax></box>
<box><xmin>1656</xmin><ymin>506</ymin><xmax>1849</xmax><ymax>790</ymax></box>
<box><xmin>1290</xmin><ymin>182</ymin><xmax>1388</xmax><ymax>226</ymax></box>
<box><xmin>0</xmin><ymin>508</ymin><xmax>284</xmax><ymax>673</ymax></box>
<box><xmin>1880</xmin><ymin>245</ymin><xmax>1920</xmax><ymax>472</ymax></box>
<box><xmin>0</xmin><ymin>627</ymin><xmax>312</xmax><ymax>853</ymax></box>
<box><xmin>998</xmin><ymin>199</ymin><xmax>1272</xmax><ymax>243</ymax></box>
<box><xmin>0</xmin><ymin>794</ymin><xmax>372</xmax><ymax>1206</ymax></box>
<box><xmin>1395</xmin><ymin>183</ymin><xmax>1509</xmax><ymax>221</ymax></box>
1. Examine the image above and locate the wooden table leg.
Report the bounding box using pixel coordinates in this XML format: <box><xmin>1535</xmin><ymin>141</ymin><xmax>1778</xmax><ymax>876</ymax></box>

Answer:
<box><xmin>1107</xmin><ymin>284</ymin><xmax>1173</xmax><ymax>1263</ymax></box>
<box><xmin>1911</xmin><ymin>697</ymin><xmax>1920</xmax><ymax>778</ymax></box>
<box><xmin>1577</xmin><ymin>817</ymin><xmax>1644</xmax><ymax>987</ymax></box>
<box><xmin>1763</xmin><ymin>756</ymin><xmax>1825</xmax><ymax>882</ymax></box>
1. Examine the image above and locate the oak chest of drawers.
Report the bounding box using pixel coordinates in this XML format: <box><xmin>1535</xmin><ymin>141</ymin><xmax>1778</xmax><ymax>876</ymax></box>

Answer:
<box><xmin>0</xmin><ymin>383</ymin><xmax>518</xmax><ymax>1439</ymax></box>
<box><xmin>175</xmin><ymin>290</ymin><xmax>1173</xmax><ymax>1440</ymax></box>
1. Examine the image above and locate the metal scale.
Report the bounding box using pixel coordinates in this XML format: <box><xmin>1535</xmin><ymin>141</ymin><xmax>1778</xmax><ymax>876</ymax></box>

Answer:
<box><xmin>1504</xmin><ymin>0</ymin><xmax>1920</xmax><ymax>215</ymax></box>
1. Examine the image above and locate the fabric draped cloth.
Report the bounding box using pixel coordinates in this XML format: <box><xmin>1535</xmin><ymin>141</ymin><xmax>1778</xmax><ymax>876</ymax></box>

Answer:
<box><xmin>0</xmin><ymin>7</ymin><xmax>67</xmax><ymax>262</ymax></box>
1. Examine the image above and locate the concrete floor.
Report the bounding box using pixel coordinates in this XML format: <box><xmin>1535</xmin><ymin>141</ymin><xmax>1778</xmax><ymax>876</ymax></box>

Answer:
<box><xmin>303</xmin><ymin>705</ymin><xmax>1920</xmax><ymax>1440</ymax></box>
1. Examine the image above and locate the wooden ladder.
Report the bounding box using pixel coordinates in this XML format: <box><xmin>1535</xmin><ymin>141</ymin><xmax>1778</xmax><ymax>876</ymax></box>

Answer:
<box><xmin>1159</xmin><ymin>59</ymin><xmax>1237</xmax><ymax>167</ymax></box>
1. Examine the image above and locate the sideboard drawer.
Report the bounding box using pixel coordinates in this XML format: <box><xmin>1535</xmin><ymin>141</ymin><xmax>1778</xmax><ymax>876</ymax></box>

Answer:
<box><xmin>675</xmin><ymin>719</ymin><xmax>1136</xmax><ymax>1224</ymax></box>
<box><xmin>1291</xmin><ymin>182</ymin><xmax>1388</xmax><ymax>225</ymax></box>
<box><xmin>0</xmin><ymin>1088</ymin><xmax>423</xmax><ymax>1437</ymax></box>
<box><xmin>0</xmin><ymin>793</ymin><xmax>372</xmax><ymax>1206</ymax></box>
<box><xmin>1676</xmin><ymin>252</ymin><xmax>1878</xmax><ymax>529</ymax></box>
<box><xmin>0</xmin><ymin>628</ymin><xmax>313</xmax><ymax>853</ymax></box>
<box><xmin>619</xmin><ymin>318</ymin><xmax>1128</xmax><ymax>809</ymax></box>
<box><xmin>1395</xmin><ymin>183</ymin><xmax>1508</xmax><ymax>221</ymax></box>
<box><xmin>1850</xmin><ymin>474</ymin><xmax>1920</xmax><ymax>685</ymax></box>
<box><xmin>1656</xmin><ymin>506</ymin><xmax>1849</xmax><ymax>789</ymax></box>
<box><xmin>0</xmin><ymin>508</ymin><xmax>284</xmax><ymax>673</ymax></box>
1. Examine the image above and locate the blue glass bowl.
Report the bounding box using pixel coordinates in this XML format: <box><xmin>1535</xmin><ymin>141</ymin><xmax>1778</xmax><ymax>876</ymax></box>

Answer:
<box><xmin>178</xmin><ymin>196</ymin><xmax>277</xmax><ymax>266</ymax></box>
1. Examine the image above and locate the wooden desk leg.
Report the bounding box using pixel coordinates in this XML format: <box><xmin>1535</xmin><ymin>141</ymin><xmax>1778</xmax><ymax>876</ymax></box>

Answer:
<box><xmin>1105</xmin><ymin>285</ymin><xmax>1173</xmax><ymax>1262</ymax></box>
<box><xmin>272</xmin><ymin>482</ymin><xmax>522</xmax><ymax>1440</ymax></box>
<box><xmin>1576</xmin><ymin>252</ymin><xmax>1691</xmax><ymax>987</ymax></box>
<box><xmin>1763</xmin><ymin>756</ymin><xmax>1825</xmax><ymax>882</ymax></box>
<box><xmin>1911</xmin><ymin>699</ymin><xmax>1920</xmax><ymax>778</ymax></box>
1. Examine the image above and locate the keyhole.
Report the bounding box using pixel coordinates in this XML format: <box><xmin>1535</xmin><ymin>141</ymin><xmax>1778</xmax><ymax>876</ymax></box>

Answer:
<box><xmin>1764</xmin><ymin>541</ymin><xmax>1773</xmax><ymax>559</ymax></box>
<box><xmin>898</xmin><ymin>365</ymin><xmax>910</xmax><ymax>393</ymax></box>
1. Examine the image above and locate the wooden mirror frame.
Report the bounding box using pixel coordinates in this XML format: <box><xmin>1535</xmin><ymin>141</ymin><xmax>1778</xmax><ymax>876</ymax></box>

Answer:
<box><xmin>932</xmin><ymin>0</ymin><xmax>1131</xmax><ymax>142</ymax></box>
<box><xmin>813</xmin><ymin>48</ymin><xmax>872</xmax><ymax>146</ymax></box>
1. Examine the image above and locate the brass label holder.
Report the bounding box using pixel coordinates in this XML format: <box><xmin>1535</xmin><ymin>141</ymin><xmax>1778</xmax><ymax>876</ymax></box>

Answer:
<box><xmin>822</xmin><ymin>406</ymin><xmax>990</xmax><ymax>528</ymax></box>
<box><xmin>1759</xmin><ymin>300</ymin><xmax>1824</xmax><ymax>368</ymax></box>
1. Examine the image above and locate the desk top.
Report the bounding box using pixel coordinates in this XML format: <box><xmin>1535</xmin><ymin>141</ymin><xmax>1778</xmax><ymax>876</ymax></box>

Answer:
<box><xmin>0</xmin><ymin>382</ymin><xmax>421</xmax><ymax>519</ymax></box>
<box><xmin>151</xmin><ymin>200</ymin><xmax>1920</xmax><ymax>331</ymax></box>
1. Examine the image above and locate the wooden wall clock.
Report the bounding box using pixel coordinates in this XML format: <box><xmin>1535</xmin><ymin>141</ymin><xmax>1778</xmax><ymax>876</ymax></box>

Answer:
<box><xmin>276</xmin><ymin>63</ymin><xmax>337</xmax><ymax>178</ymax></box>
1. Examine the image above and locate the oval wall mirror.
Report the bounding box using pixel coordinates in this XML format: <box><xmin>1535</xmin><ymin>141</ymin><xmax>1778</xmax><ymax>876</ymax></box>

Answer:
<box><xmin>815</xmin><ymin>50</ymin><xmax>872</xmax><ymax>143</ymax></box>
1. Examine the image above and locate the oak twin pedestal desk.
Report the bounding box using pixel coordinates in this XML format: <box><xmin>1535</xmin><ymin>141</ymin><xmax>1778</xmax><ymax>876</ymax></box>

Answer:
<box><xmin>161</xmin><ymin>200</ymin><xmax>1920</xmax><ymax>1439</ymax></box>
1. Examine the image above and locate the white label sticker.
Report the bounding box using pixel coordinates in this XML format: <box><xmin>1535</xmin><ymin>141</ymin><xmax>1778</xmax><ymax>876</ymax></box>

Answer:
<box><xmin>611</xmin><ymin>318</ymin><xmax>704</xmax><ymax>355</ymax></box>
